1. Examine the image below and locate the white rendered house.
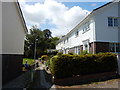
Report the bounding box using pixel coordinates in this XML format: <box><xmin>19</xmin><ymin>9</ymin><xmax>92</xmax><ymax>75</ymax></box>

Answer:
<box><xmin>1</xmin><ymin>1</ymin><xmax>27</xmax><ymax>84</ymax></box>
<box><xmin>56</xmin><ymin>1</ymin><xmax>120</xmax><ymax>54</ymax></box>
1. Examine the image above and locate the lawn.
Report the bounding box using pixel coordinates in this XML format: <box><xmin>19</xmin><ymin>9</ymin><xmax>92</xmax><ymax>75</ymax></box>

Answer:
<box><xmin>23</xmin><ymin>58</ymin><xmax>34</xmax><ymax>65</ymax></box>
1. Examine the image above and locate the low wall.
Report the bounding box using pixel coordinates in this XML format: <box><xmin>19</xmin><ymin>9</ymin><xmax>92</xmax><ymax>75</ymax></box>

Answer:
<box><xmin>53</xmin><ymin>72</ymin><xmax>117</xmax><ymax>86</ymax></box>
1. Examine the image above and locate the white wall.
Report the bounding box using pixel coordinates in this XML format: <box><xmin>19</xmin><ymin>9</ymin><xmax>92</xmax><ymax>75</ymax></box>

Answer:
<box><xmin>2</xmin><ymin>2</ymin><xmax>26</xmax><ymax>54</ymax></box>
<box><xmin>56</xmin><ymin>2</ymin><xmax>119</xmax><ymax>51</ymax></box>
<box><xmin>94</xmin><ymin>2</ymin><xmax>119</xmax><ymax>43</ymax></box>
<box><xmin>56</xmin><ymin>17</ymin><xmax>96</xmax><ymax>50</ymax></box>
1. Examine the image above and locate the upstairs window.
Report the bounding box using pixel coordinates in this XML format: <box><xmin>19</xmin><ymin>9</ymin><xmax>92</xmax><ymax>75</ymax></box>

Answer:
<box><xmin>83</xmin><ymin>21</ymin><xmax>90</xmax><ymax>33</ymax></box>
<box><xmin>108</xmin><ymin>17</ymin><xmax>118</xmax><ymax>27</ymax></box>
<box><xmin>75</xmin><ymin>30</ymin><xmax>79</xmax><ymax>37</ymax></box>
<box><xmin>67</xmin><ymin>37</ymin><xmax>69</xmax><ymax>42</ymax></box>
<box><xmin>114</xmin><ymin>18</ymin><xmax>118</xmax><ymax>27</ymax></box>
<box><xmin>64</xmin><ymin>40</ymin><xmax>65</xmax><ymax>44</ymax></box>
<box><xmin>108</xmin><ymin>17</ymin><xmax>113</xmax><ymax>26</ymax></box>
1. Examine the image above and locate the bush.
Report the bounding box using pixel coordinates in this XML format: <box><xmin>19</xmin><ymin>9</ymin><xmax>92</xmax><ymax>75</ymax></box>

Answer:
<box><xmin>68</xmin><ymin>52</ymin><xmax>74</xmax><ymax>55</ymax></box>
<box><xmin>56</xmin><ymin>52</ymin><xmax>63</xmax><ymax>56</ymax></box>
<box><xmin>41</xmin><ymin>55</ymin><xmax>49</xmax><ymax>61</ymax></box>
<box><xmin>50</xmin><ymin>53</ymin><xmax>117</xmax><ymax>78</ymax></box>
<box><xmin>80</xmin><ymin>50</ymin><xmax>88</xmax><ymax>55</ymax></box>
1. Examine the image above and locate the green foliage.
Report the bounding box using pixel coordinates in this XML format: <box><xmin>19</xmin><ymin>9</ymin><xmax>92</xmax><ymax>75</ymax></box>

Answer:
<box><xmin>50</xmin><ymin>53</ymin><xmax>117</xmax><ymax>78</ymax></box>
<box><xmin>41</xmin><ymin>55</ymin><xmax>49</xmax><ymax>61</ymax></box>
<box><xmin>45</xmin><ymin>60</ymin><xmax>50</xmax><ymax>67</ymax></box>
<box><xmin>56</xmin><ymin>52</ymin><xmax>63</xmax><ymax>56</ymax></box>
<box><xmin>23</xmin><ymin>58</ymin><xmax>34</xmax><ymax>65</ymax></box>
<box><xmin>47</xmin><ymin>50</ymin><xmax>58</xmax><ymax>56</ymax></box>
<box><xmin>68</xmin><ymin>52</ymin><xmax>74</xmax><ymax>55</ymax></box>
<box><xmin>80</xmin><ymin>50</ymin><xmax>88</xmax><ymax>55</ymax></box>
<box><xmin>24</xmin><ymin>26</ymin><xmax>59</xmax><ymax>59</ymax></box>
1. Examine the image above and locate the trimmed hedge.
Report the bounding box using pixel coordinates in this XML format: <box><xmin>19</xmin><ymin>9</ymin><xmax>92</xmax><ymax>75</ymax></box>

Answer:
<box><xmin>50</xmin><ymin>52</ymin><xmax>117</xmax><ymax>78</ymax></box>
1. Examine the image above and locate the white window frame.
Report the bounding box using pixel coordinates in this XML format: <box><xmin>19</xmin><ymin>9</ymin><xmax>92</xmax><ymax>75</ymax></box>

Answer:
<box><xmin>83</xmin><ymin>21</ymin><xmax>90</xmax><ymax>33</ymax></box>
<box><xmin>82</xmin><ymin>39</ymin><xmax>90</xmax><ymax>53</ymax></box>
<box><xmin>108</xmin><ymin>17</ymin><xmax>118</xmax><ymax>27</ymax></box>
<box><xmin>75</xmin><ymin>30</ymin><xmax>79</xmax><ymax>37</ymax></box>
<box><xmin>109</xmin><ymin>43</ymin><xmax>120</xmax><ymax>53</ymax></box>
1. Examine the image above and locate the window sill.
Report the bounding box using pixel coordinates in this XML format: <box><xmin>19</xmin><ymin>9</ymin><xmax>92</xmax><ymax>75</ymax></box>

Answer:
<box><xmin>108</xmin><ymin>26</ymin><xmax>118</xmax><ymax>28</ymax></box>
<box><xmin>82</xmin><ymin>29</ymin><xmax>90</xmax><ymax>34</ymax></box>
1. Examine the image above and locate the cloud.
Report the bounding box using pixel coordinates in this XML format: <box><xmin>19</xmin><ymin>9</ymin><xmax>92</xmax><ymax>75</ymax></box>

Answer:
<box><xmin>91</xmin><ymin>3</ymin><xmax>97</xmax><ymax>7</ymax></box>
<box><xmin>19</xmin><ymin>0</ymin><xmax>90</xmax><ymax>36</ymax></box>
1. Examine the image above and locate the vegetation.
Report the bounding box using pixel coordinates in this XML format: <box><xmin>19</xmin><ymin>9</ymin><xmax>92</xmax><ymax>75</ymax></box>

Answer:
<box><xmin>23</xmin><ymin>58</ymin><xmax>34</xmax><ymax>65</ymax></box>
<box><xmin>50</xmin><ymin>52</ymin><xmax>117</xmax><ymax>78</ymax></box>
<box><xmin>41</xmin><ymin>55</ymin><xmax>49</xmax><ymax>61</ymax></box>
<box><xmin>24</xmin><ymin>26</ymin><xmax>59</xmax><ymax>59</ymax></box>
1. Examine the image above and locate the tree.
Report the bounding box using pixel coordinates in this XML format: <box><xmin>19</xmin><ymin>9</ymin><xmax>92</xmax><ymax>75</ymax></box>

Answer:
<box><xmin>24</xmin><ymin>26</ymin><xmax>59</xmax><ymax>58</ymax></box>
<box><xmin>48</xmin><ymin>37</ymin><xmax>59</xmax><ymax>49</ymax></box>
<box><xmin>24</xmin><ymin>26</ymin><xmax>46</xmax><ymax>58</ymax></box>
<box><xmin>43</xmin><ymin>29</ymin><xmax>52</xmax><ymax>39</ymax></box>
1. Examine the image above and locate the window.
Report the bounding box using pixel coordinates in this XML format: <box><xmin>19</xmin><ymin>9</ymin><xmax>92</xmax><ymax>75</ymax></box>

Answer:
<box><xmin>64</xmin><ymin>40</ymin><xmax>65</xmax><ymax>44</ymax></box>
<box><xmin>108</xmin><ymin>17</ymin><xmax>118</xmax><ymax>27</ymax></box>
<box><xmin>109</xmin><ymin>43</ymin><xmax>120</xmax><ymax>53</ymax></box>
<box><xmin>75</xmin><ymin>30</ymin><xmax>79</xmax><ymax>37</ymax></box>
<box><xmin>83</xmin><ymin>22</ymin><xmax>90</xmax><ymax>33</ymax></box>
<box><xmin>67</xmin><ymin>37</ymin><xmax>69</xmax><ymax>42</ymax></box>
<box><xmin>108</xmin><ymin>17</ymin><xmax>113</xmax><ymax>26</ymax></box>
<box><xmin>109</xmin><ymin>43</ymin><xmax>115</xmax><ymax>52</ymax></box>
<box><xmin>83</xmin><ymin>40</ymin><xmax>89</xmax><ymax>53</ymax></box>
<box><xmin>114</xmin><ymin>18</ymin><xmax>118</xmax><ymax>27</ymax></box>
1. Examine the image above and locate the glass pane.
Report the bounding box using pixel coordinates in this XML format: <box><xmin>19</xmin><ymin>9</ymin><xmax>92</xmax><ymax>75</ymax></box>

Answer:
<box><xmin>108</xmin><ymin>17</ymin><xmax>113</xmax><ymax>26</ymax></box>
<box><xmin>109</xmin><ymin>43</ymin><xmax>115</xmax><ymax>52</ymax></box>
<box><xmin>114</xmin><ymin>18</ymin><xmax>118</xmax><ymax>26</ymax></box>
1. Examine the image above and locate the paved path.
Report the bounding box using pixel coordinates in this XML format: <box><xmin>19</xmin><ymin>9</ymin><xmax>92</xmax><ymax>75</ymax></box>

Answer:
<box><xmin>2</xmin><ymin>71</ymin><xmax>32</xmax><ymax>89</ymax></box>
<box><xmin>2</xmin><ymin>60</ymin><xmax>53</xmax><ymax>89</ymax></box>
<box><xmin>54</xmin><ymin>78</ymin><xmax>120</xmax><ymax>89</ymax></box>
<box><xmin>28</xmin><ymin>61</ymin><xmax>53</xmax><ymax>89</ymax></box>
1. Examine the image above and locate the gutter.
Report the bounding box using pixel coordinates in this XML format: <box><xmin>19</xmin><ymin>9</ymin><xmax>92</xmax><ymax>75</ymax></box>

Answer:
<box><xmin>15</xmin><ymin>1</ymin><xmax>28</xmax><ymax>34</ymax></box>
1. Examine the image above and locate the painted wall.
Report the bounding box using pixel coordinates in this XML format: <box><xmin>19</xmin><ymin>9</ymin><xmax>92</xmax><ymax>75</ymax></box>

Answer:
<box><xmin>2</xmin><ymin>2</ymin><xmax>26</xmax><ymax>54</ymax></box>
<box><xmin>56</xmin><ymin>17</ymin><xmax>95</xmax><ymax>50</ymax></box>
<box><xmin>56</xmin><ymin>2</ymin><xmax>119</xmax><ymax>52</ymax></box>
<box><xmin>94</xmin><ymin>2</ymin><xmax>119</xmax><ymax>43</ymax></box>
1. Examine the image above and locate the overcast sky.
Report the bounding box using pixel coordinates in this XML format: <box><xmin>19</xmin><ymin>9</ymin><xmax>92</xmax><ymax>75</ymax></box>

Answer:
<box><xmin>19</xmin><ymin>0</ymin><xmax>110</xmax><ymax>37</ymax></box>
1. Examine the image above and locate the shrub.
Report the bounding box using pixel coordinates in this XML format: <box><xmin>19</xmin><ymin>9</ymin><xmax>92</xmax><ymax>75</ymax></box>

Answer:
<box><xmin>80</xmin><ymin>50</ymin><xmax>88</xmax><ymax>55</ymax></box>
<box><xmin>56</xmin><ymin>52</ymin><xmax>63</xmax><ymax>56</ymax></box>
<box><xmin>41</xmin><ymin>55</ymin><xmax>49</xmax><ymax>61</ymax></box>
<box><xmin>68</xmin><ymin>52</ymin><xmax>74</xmax><ymax>55</ymax></box>
<box><xmin>50</xmin><ymin>52</ymin><xmax>117</xmax><ymax>78</ymax></box>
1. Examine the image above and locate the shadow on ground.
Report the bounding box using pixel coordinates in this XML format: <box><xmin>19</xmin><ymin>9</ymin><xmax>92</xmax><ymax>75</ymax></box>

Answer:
<box><xmin>27</xmin><ymin>69</ymin><xmax>53</xmax><ymax>90</ymax></box>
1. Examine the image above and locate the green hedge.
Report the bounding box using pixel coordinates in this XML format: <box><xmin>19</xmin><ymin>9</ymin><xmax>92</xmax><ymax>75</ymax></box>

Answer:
<box><xmin>50</xmin><ymin>52</ymin><xmax>117</xmax><ymax>78</ymax></box>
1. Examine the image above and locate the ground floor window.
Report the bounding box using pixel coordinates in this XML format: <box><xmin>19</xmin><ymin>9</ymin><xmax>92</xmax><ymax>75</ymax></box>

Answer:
<box><xmin>109</xmin><ymin>43</ymin><xmax>120</xmax><ymax>53</ymax></box>
<box><xmin>83</xmin><ymin>40</ymin><xmax>89</xmax><ymax>53</ymax></box>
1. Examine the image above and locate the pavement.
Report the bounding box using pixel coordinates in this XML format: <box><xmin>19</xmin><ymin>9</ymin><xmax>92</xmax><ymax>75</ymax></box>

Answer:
<box><xmin>27</xmin><ymin>61</ymin><xmax>53</xmax><ymax>89</ymax></box>
<box><xmin>54</xmin><ymin>79</ymin><xmax>120</xmax><ymax>89</ymax></box>
<box><xmin>2</xmin><ymin>70</ymin><xmax>32</xmax><ymax>89</ymax></box>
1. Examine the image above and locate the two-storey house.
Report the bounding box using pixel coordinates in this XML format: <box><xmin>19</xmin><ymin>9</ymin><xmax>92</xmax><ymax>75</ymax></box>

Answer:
<box><xmin>56</xmin><ymin>1</ymin><xmax>120</xmax><ymax>54</ymax></box>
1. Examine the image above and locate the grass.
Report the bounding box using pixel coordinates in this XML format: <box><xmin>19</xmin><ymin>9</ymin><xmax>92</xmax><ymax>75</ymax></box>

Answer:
<box><xmin>23</xmin><ymin>58</ymin><xmax>34</xmax><ymax>65</ymax></box>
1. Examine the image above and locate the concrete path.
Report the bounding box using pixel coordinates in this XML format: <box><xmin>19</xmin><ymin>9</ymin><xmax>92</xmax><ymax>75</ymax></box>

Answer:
<box><xmin>2</xmin><ymin>60</ymin><xmax>53</xmax><ymax>90</ymax></box>
<box><xmin>2</xmin><ymin>71</ymin><xmax>31</xmax><ymax>89</ymax></box>
<box><xmin>28</xmin><ymin>61</ymin><xmax>53</xmax><ymax>89</ymax></box>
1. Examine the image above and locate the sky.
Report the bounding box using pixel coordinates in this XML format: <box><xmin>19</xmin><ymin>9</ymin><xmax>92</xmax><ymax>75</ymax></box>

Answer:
<box><xmin>19</xmin><ymin>0</ymin><xmax>111</xmax><ymax>37</ymax></box>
